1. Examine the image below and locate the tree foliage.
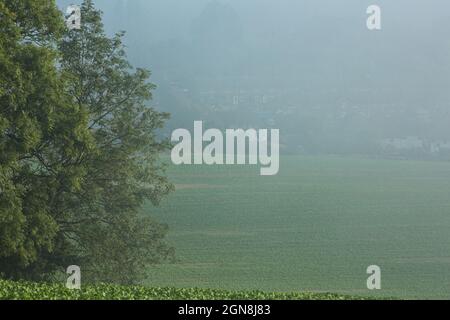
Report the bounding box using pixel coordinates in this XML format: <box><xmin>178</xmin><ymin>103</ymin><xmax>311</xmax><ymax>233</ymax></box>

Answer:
<box><xmin>0</xmin><ymin>0</ymin><xmax>173</xmax><ymax>284</ymax></box>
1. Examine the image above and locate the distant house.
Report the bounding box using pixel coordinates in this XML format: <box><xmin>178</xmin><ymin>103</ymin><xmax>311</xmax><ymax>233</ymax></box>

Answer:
<box><xmin>380</xmin><ymin>137</ymin><xmax>424</xmax><ymax>150</ymax></box>
<box><xmin>380</xmin><ymin>137</ymin><xmax>450</xmax><ymax>156</ymax></box>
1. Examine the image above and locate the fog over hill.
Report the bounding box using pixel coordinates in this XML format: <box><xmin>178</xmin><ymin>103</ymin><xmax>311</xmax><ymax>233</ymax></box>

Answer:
<box><xmin>57</xmin><ymin>0</ymin><xmax>450</xmax><ymax>157</ymax></box>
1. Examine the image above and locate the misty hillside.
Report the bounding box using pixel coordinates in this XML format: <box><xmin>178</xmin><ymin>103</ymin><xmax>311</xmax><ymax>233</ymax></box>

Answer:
<box><xmin>58</xmin><ymin>0</ymin><xmax>450</xmax><ymax>157</ymax></box>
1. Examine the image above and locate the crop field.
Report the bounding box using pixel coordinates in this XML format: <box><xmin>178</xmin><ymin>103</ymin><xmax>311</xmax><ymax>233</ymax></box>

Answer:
<box><xmin>145</xmin><ymin>155</ymin><xmax>450</xmax><ymax>299</ymax></box>
<box><xmin>0</xmin><ymin>279</ymin><xmax>364</xmax><ymax>300</ymax></box>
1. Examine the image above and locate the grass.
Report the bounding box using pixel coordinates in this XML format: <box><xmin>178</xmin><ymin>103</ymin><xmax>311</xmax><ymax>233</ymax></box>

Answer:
<box><xmin>145</xmin><ymin>155</ymin><xmax>450</xmax><ymax>299</ymax></box>
<box><xmin>3</xmin><ymin>155</ymin><xmax>445</xmax><ymax>300</ymax></box>
<box><xmin>0</xmin><ymin>279</ymin><xmax>369</xmax><ymax>300</ymax></box>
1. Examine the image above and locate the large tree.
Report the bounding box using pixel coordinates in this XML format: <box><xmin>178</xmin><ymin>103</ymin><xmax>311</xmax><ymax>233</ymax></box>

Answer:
<box><xmin>57</xmin><ymin>0</ymin><xmax>174</xmax><ymax>284</ymax></box>
<box><xmin>0</xmin><ymin>0</ymin><xmax>93</xmax><ymax>279</ymax></box>
<box><xmin>0</xmin><ymin>0</ymin><xmax>174</xmax><ymax>284</ymax></box>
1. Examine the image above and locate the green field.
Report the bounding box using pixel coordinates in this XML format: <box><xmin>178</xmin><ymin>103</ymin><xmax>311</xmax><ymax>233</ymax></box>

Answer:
<box><xmin>0</xmin><ymin>279</ymin><xmax>366</xmax><ymax>300</ymax></box>
<box><xmin>145</xmin><ymin>155</ymin><xmax>450</xmax><ymax>299</ymax></box>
